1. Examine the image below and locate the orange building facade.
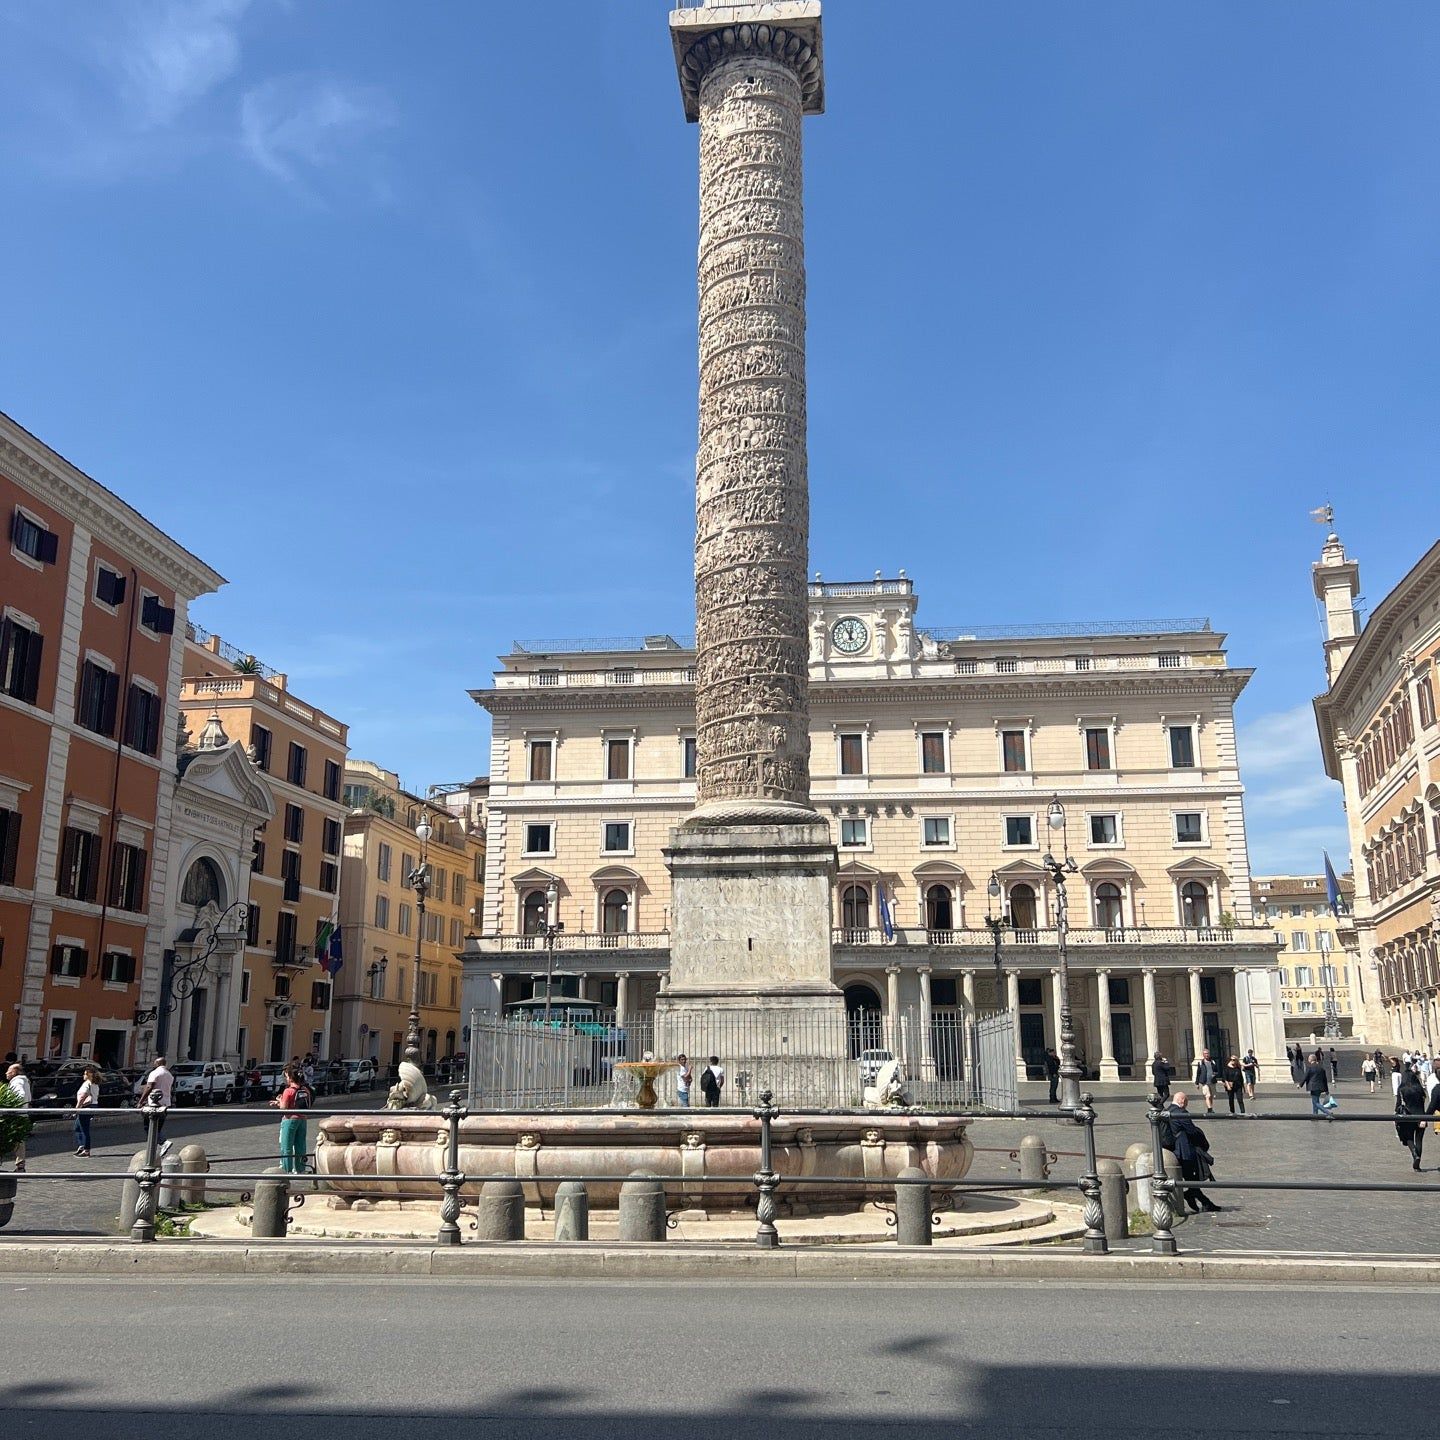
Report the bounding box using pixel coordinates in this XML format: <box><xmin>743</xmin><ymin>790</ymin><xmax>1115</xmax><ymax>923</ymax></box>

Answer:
<box><xmin>0</xmin><ymin>412</ymin><xmax>222</xmax><ymax>1065</ymax></box>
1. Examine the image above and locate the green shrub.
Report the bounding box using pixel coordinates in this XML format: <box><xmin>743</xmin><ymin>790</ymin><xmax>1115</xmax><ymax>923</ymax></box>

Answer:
<box><xmin>0</xmin><ymin>1083</ymin><xmax>34</xmax><ymax>1159</ymax></box>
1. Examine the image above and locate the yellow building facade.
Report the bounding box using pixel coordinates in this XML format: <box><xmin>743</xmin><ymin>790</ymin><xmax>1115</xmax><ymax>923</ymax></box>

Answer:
<box><xmin>1314</xmin><ymin>533</ymin><xmax>1440</xmax><ymax>1048</ymax></box>
<box><xmin>336</xmin><ymin>761</ymin><xmax>484</xmax><ymax>1070</ymax></box>
<box><xmin>464</xmin><ymin>575</ymin><xmax>1287</xmax><ymax>1082</ymax></box>
<box><xmin>1251</xmin><ymin>873</ymin><xmax>1362</xmax><ymax>1038</ymax></box>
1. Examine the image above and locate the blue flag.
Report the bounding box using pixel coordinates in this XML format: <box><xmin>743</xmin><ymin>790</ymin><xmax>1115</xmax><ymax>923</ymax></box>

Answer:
<box><xmin>878</xmin><ymin>887</ymin><xmax>895</xmax><ymax>941</ymax></box>
<box><xmin>328</xmin><ymin>924</ymin><xmax>344</xmax><ymax>973</ymax></box>
<box><xmin>1323</xmin><ymin>852</ymin><xmax>1343</xmax><ymax>917</ymax></box>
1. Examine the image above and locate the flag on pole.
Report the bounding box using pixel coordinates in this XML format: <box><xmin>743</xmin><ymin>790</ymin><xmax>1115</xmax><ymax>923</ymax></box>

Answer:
<box><xmin>328</xmin><ymin>923</ymin><xmax>344</xmax><ymax>974</ymax></box>
<box><xmin>1323</xmin><ymin>852</ymin><xmax>1343</xmax><ymax>917</ymax></box>
<box><xmin>315</xmin><ymin>919</ymin><xmax>333</xmax><ymax>958</ymax></box>
<box><xmin>878</xmin><ymin>886</ymin><xmax>895</xmax><ymax>942</ymax></box>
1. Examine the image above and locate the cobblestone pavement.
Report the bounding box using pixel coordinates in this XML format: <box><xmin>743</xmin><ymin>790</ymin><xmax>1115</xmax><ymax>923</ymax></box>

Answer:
<box><xmin>972</xmin><ymin>1078</ymin><xmax>1437</xmax><ymax>1256</ymax></box>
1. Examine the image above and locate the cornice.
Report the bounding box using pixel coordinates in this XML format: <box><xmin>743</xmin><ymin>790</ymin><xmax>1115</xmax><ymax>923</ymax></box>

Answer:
<box><xmin>474</xmin><ymin>668</ymin><xmax>1252</xmax><ymax>716</ymax></box>
<box><xmin>0</xmin><ymin>418</ymin><xmax>224</xmax><ymax>598</ymax></box>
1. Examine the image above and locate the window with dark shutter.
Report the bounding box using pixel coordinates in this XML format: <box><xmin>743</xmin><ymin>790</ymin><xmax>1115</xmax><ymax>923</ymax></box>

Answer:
<box><xmin>0</xmin><ymin>618</ymin><xmax>43</xmax><ymax>705</ymax></box>
<box><xmin>95</xmin><ymin>568</ymin><xmax>126</xmax><ymax>606</ymax></box>
<box><xmin>123</xmin><ymin>684</ymin><xmax>162</xmax><ymax>756</ymax></box>
<box><xmin>11</xmin><ymin>510</ymin><xmax>58</xmax><ymax>564</ymax></box>
<box><xmin>284</xmin><ymin>803</ymin><xmax>304</xmax><ymax>843</ymax></box>
<box><xmin>246</xmin><ymin>903</ymin><xmax>260</xmax><ymax>946</ymax></box>
<box><xmin>109</xmin><ymin>843</ymin><xmax>147</xmax><ymax>911</ymax></box>
<box><xmin>76</xmin><ymin>661</ymin><xmax>119</xmax><ymax>736</ymax></box>
<box><xmin>250</xmin><ymin>725</ymin><xmax>272</xmax><ymax>771</ymax></box>
<box><xmin>49</xmin><ymin>944</ymin><xmax>88</xmax><ymax>978</ymax></box>
<box><xmin>101</xmin><ymin>951</ymin><xmax>137</xmax><ymax>984</ymax></box>
<box><xmin>275</xmin><ymin>911</ymin><xmax>297</xmax><ymax>965</ymax></box>
<box><xmin>323</xmin><ymin>759</ymin><xmax>340</xmax><ymax>801</ymax></box>
<box><xmin>322</xmin><ymin>817</ymin><xmax>340</xmax><ymax>855</ymax></box>
<box><xmin>288</xmin><ymin>742</ymin><xmax>307</xmax><ymax>787</ymax></box>
<box><xmin>0</xmin><ymin>807</ymin><xmax>19</xmax><ymax>885</ymax></box>
<box><xmin>57</xmin><ymin>827</ymin><xmax>99</xmax><ymax>901</ymax></box>
<box><xmin>140</xmin><ymin>594</ymin><xmax>176</xmax><ymax>634</ymax></box>
<box><xmin>310</xmin><ymin>981</ymin><xmax>331</xmax><ymax>1011</ymax></box>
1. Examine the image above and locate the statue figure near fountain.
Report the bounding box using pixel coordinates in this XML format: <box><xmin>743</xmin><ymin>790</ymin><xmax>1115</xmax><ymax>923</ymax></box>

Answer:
<box><xmin>385</xmin><ymin>1060</ymin><xmax>438</xmax><ymax>1112</ymax></box>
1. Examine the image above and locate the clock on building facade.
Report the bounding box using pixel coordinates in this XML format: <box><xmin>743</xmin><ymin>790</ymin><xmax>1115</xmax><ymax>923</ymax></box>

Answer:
<box><xmin>830</xmin><ymin>616</ymin><xmax>869</xmax><ymax>654</ymax></box>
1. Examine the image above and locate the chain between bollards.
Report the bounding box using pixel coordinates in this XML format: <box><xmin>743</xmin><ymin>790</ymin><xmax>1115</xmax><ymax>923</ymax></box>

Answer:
<box><xmin>1146</xmin><ymin>1091</ymin><xmax>1179</xmax><ymax>1255</ymax></box>
<box><xmin>1074</xmin><ymin>1091</ymin><xmax>1107</xmax><ymax>1255</ymax></box>
<box><xmin>753</xmin><ymin>1088</ymin><xmax>780</xmax><ymax>1250</ymax></box>
<box><xmin>130</xmin><ymin>1105</ymin><xmax>164</xmax><ymax>1243</ymax></box>
<box><xmin>438</xmin><ymin>1091</ymin><xmax>468</xmax><ymax>1247</ymax></box>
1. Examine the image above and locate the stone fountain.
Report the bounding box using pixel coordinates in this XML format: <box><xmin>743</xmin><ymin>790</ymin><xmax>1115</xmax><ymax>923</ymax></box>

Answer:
<box><xmin>317</xmin><ymin>2</ymin><xmax>973</xmax><ymax>1216</ymax></box>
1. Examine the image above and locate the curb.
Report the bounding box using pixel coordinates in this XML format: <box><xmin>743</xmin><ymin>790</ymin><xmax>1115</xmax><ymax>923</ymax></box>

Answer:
<box><xmin>0</xmin><ymin>1241</ymin><xmax>1437</xmax><ymax>1284</ymax></box>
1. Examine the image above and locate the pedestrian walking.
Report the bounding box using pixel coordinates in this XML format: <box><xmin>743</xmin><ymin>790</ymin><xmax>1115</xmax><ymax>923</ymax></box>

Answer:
<box><xmin>1390</xmin><ymin>1056</ymin><xmax>1404</xmax><ymax>1097</ymax></box>
<box><xmin>1222</xmin><ymin>1055</ymin><xmax>1247</xmax><ymax>1115</ymax></box>
<box><xmin>3</xmin><ymin>1063</ymin><xmax>31</xmax><ymax>1172</ymax></box>
<box><xmin>1241</xmin><ymin>1049</ymin><xmax>1258</xmax><ymax>1100</ymax></box>
<box><xmin>1329</xmin><ymin>1048</ymin><xmax>1339</xmax><ymax>1083</ymax></box>
<box><xmin>1166</xmin><ymin>1092</ymin><xmax>1222</xmax><ymax>1213</ymax></box>
<box><xmin>271</xmin><ymin>1064</ymin><xmax>312</xmax><ymax>1173</ymax></box>
<box><xmin>1193</xmin><ymin>1049</ymin><xmax>1220</xmax><ymax>1115</ymax></box>
<box><xmin>137</xmin><ymin>1056</ymin><xmax>175</xmax><ymax>1156</ymax></box>
<box><xmin>1395</xmin><ymin>1067</ymin><xmax>1428</xmax><ymax>1171</ymax></box>
<box><xmin>675</xmin><ymin>1054</ymin><xmax>693</xmax><ymax>1107</ymax></box>
<box><xmin>1044</xmin><ymin>1047</ymin><xmax>1061</xmax><ymax>1104</ymax></box>
<box><xmin>1289</xmin><ymin>1045</ymin><xmax>1306</xmax><ymax>1088</ymax></box>
<box><xmin>1151</xmin><ymin>1052</ymin><xmax>1174</xmax><ymax>1100</ymax></box>
<box><xmin>1303</xmin><ymin>1051</ymin><xmax>1336</xmax><ymax>1118</ymax></box>
<box><xmin>73</xmin><ymin>1064</ymin><xmax>100</xmax><ymax>1157</ymax></box>
<box><xmin>700</xmin><ymin>1056</ymin><xmax>724</xmax><ymax>1108</ymax></box>
<box><xmin>1361</xmin><ymin>1055</ymin><xmax>1378</xmax><ymax>1093</ymax></box>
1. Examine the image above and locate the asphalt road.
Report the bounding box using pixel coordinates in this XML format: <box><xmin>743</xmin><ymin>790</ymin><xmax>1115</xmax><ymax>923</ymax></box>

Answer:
<box><xmin>0</xmin><ymin>1277</ymin><xmax>1430</xmax><ymax>1439</ymax></box>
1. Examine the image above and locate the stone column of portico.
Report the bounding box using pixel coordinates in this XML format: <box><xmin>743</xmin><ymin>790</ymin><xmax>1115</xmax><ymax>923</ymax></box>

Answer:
<box><xmin>616</xmin><ymin>972</ymin><xmax>630</xmax><ymax>1026</ymax></box>
<box><xmin>885</xmin><ymin>965</ymin><xmax>901</xmax><ymax>1055</ymax></box>
<box><xmin>1142</xmin><ymin>968</ymin><xmax>1160</xmax><ymax>1067</ymax></box>
<box><xmin>1049</xmin><ymin>970</ymin><xmax>1063</xmax><ymax>1054</ymax></box>
<box><xmin>1188</xmin><ymin>967</ymin><xmax>1205</xmax><ymax>1062</ymax></box>
<box><xmin>917</xmin><ymin>965</ymin><xmax>935</xmax><ymax>1078</ymax></box>
<box><xmin>1096</xmin><ymin>969</ymin><xmax>1118</xmax><ymax>1081</ymax></box>
<box><xmin>1233</xmin><ymin>969</ymin><xmax>1255</xmax><ymax>1056</ymax></box>
<box><xmin>961</xmin><ymin>969</ymin><xmax>976</xmax><ymax>1018</ymax></box>
<box><xmin>1007</xmin><ymin>971</ymin><xmax>1024</xmax><ymax>1081</ymax></box>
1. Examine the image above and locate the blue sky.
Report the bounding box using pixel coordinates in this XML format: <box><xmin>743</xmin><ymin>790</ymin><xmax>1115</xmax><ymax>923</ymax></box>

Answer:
<box><xmin>2</xmin><ymin>2</ymin><xmax>1436</xmax><ymax>875</ymax></box>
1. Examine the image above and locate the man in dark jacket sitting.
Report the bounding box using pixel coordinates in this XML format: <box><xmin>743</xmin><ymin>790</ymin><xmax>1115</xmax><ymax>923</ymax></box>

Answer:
<box><xmin>1167</xmin><ymin>1091</ymin><xmax>1222</xmax><ymax>1213</ymax></box>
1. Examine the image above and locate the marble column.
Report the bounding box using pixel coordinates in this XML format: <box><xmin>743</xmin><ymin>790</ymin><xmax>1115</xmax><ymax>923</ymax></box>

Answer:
<box><xmin>675</xmin><ymin>6</ymin><xmax>825</xmax><ymax>826</ymax></box>
<box><xmin>961</xmin><ymin>969</ymin><xmax>976</xmax><ymax>1018</ymax></box>
<box><xmin>1049</xmin><ymin>969</ymin><xmax>1063</xmax><ymax>1053</ymax></box>
<box><xmin>1007</xmin><ymin>971</ymin><xmax>1024</xmax><ymax>1079</ymax></box>
<box><xmin>616</xmin><ymin>972</ymin><xmax>630</xmax><ymax>1026</ymax></box>
<box><xmin>1233</xmin><ymin>969</ymin><xmax>1255</xmax><ymax>1055</ymax></box>
<box><xmin>917</xmin><ymin>965</ymin><xmax>935</xmax><ymax>1078</ymax></box>
<box><xmin>1189</xmin><ymin>967</ymin><xmax>1205</xmax><ymax>1062</ymax></box>
<box><xmin>1142</xmin><ymin>968</ymin><xmax>1160</xmax><ymax>1066</ymax></box>
<box><xmin>885</xmin><ymin>964</ymin><xmax>901</xmax><ymax>1055</ymax></box>
<box><xmin>1096</xmin><ymin>969</ymin><xmax>1118</xmax><ymax>1081</ymax></box>
<box><xmin>577</xmin><ymin>973</ymin><xmax>590</xmax><ymax>1003</ymax></box>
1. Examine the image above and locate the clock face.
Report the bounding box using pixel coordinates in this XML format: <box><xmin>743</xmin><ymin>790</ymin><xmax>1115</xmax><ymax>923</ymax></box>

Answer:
<box><xmin>831</xmin><ymin>616</ymin><xmax>869</xmax><ymax>654</ymax></box>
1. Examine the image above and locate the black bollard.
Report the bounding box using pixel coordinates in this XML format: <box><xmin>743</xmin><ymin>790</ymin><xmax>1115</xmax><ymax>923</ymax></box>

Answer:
<box><xmin>252</xmin><ymin>1167</ymin><xmax>291</xmax><ymax>1239</ymax></box>
<box><xmin>895</xmin><ymin>1167</ymin><xmax>933</xmax><ymax>1246</ymax></box>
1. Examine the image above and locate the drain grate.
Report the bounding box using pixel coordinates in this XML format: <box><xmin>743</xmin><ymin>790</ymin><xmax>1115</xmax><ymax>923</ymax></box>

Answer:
<box><xmin>1214</xmin><ymin>1219</ymin><xmax>1269</xmax><ymax>1228</ymax></box>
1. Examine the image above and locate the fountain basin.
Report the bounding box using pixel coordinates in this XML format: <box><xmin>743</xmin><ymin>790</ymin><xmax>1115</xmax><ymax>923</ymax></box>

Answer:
<box><xmin>316</xmin><ymin>1110</ymin><xmax>972</xmax><ymax>1213</ymax></box>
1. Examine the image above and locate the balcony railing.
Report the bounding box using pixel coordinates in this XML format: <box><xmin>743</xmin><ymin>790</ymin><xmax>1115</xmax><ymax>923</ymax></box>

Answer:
<box><xmin>833</xmin><ymin>925</ymin><xmax>1279</xmax><ymax>949</ymax></box>
<box><xmin>477</xmin><ymin>931</ymin><xmax>672</xmax><ymax>954</ymax></box>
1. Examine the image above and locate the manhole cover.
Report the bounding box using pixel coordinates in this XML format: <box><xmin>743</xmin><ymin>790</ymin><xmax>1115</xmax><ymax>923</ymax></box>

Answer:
<box><xmin>1214</xmin><ymin>1219</ymin><xmax>1268</xmax><ymax>1228</ymax></box>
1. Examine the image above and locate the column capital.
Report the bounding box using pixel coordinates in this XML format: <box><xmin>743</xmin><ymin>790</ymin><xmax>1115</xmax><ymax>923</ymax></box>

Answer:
<box><xmin>1188</xmin><ymin>966</ymin><xmax>1204</xmax><ymax>976</ymax></box>
<box><xmin>961</xmin><ymin>967</ymin><xmax>977</xmax><ymax>978</ymax></box>
<box><xmin>1096</xmin><ymin>966</ymin><xmax>1111</xmax><ymax>977</ymax></box>
<box><xmin>1142</xmin><ymin>966</ymin><xmax>1157</xmax><ymax>976</ymax></box>
<box><xmin>885</xmin><ymin>963</ymin><xmax>902</xmax><ymax>976</ymax></box>
<box><xmin>917</xmin><ymin>963</ymin><xmax>932</xmax><ymax>975</ymax></box>
<box><xmin>671</xmin><ymin>5</ymin><xmax>825</xmax><ymax>122</ymax></box>
<box><xmin>616</xmin><ymin>970</ymin><xmax>631</xmax><ymax>980</ymax></box>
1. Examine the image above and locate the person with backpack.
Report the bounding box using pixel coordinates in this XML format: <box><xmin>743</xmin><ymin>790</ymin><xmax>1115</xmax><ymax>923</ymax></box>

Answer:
<box><xmin>271</xmin><ymin>1063</ymin><xmax>312</xmax><ymax>1172</ymax></box>
<box><xmin>700</xmin><ymin>1056</ymin><xmax>724</xmax><ymax>1108</ymax></box>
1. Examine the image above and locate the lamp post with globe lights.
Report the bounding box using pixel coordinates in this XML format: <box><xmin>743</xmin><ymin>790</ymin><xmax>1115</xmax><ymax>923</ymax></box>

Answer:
<box><xmin>983</xmin><ymin>871</ymin><xmax>1006</xmax><ymax>977</ymax></box>
<box><xmin>404</xmin><ymin>819</ymin><xmax>432</xmax><ymax>1066</ymax></box>
<box><xmin>539</xmin><ymin>878</ymin><xmax>564</xmax><ymax>1030</ymax></box>
<box><xmin>1043</xmin><ymin>795</ymin><xmax>1083</xmax><ymax>1110</ymax></box>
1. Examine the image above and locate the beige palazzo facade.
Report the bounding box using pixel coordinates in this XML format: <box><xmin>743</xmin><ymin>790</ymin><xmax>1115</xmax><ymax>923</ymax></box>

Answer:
<box><xmin>462</xmin><ymin>574</ymin><xmax>1285</xmax><ymax>1081</ymax></box>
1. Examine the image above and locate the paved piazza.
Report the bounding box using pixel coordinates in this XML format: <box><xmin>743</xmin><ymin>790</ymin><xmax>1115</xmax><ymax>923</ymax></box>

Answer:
<box><xmin>4</xmin><ymin>1078</ymin><xmax>1434</xmax><ymax>1256</ymax></box>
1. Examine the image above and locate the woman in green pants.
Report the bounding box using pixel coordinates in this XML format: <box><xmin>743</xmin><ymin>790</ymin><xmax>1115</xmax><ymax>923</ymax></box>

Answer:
<box><xmin>271</xmin><ymin>1064</ymin><xmax>312</xmax><ymax>1172</ymax></box>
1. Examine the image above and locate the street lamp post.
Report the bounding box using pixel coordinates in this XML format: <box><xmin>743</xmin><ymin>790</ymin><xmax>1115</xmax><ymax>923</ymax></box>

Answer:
<box><xmin>984</xmin><ymin>872</ymin><xmax>1005</xmax><ymax>978</ymax></box>
<box><xmin>404</xmin><ymin>820</ymin><xmax>431</xmax><ymax>1066</ymax></box>
<box><xmin>540</xmin><ymin>878</ymin><xmax>564</xmax><ymax>1030</ymax></box>
<box><xmin>1043</xmin><ymin>796</ymin><xmax>1083</xmax><ymax>1110</ymax></box>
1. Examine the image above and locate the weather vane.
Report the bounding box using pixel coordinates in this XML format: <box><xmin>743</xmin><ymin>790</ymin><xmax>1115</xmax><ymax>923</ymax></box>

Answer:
<box><xmin>1309</xmin><ymin>503</ymin><xmax>1334</xmax><ymax>526</ymax></box>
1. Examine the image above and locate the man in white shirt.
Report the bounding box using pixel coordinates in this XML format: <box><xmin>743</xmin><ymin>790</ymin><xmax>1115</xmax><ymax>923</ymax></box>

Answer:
<box><xmin>4</xmin><ymin>1063</ymin><xmax>32</xmax><ymax>1171</ymax></box>
<box><xmin>137</xmin><ymin>1056</ymin><xmax>175</xmax><ymax>1155</ymax></box>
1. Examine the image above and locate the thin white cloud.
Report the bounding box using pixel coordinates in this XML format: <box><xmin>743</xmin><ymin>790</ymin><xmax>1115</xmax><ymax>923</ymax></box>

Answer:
<box><xmin>1239</xmin><ymin>702</ymin><xmax>1348</xmax><ymax>875</ymax></box>
<box><xmin>239</xmin><ymin>74</ymin><xmax>396</xmax><ymax>190</ymax></box>
<box><xmin>111</xmin><ymin>0</ymin><xmax>251</xmax><ymax>128</ymax></box>
<box><xmin>1238</xmin><ymin>701</ymin><xmax>1324</xmax><ymax>774</ymax></box>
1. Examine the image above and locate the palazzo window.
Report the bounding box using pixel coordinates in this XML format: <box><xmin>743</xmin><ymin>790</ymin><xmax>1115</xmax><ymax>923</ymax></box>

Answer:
<box><xmin>0</xmin><ymin>617</ymin><xmax>43</xmax><ymax>705</ymax></box>
<box><xmin>1169</xmin><ymin>725</ymin><xmax>1196</xmax><ymax>769</ymax></box>
<box><xmin>1004</xmin><ymin>815</ymin><xmax>1033</xmax><ymax>847</ymax></box>
<box><xmin>1001</xmin><ymin>729</ymin><xmax>1028</xmax><ymax>773</ymax></box>
<box><xmin>922</xmin><ymin>816</ymin><xmax>951</xmax><ymax>847</ymax></box>
<box><xmin>601</xmin><ymin>889</ymin><xmax>631</xmax><ymax>934</ymax></box>
<box><xmin>925</xmin><ymin>884</ymin><xmax>953</xmax><ymax>931</ymax></box>
<box><xmin>1084</xmin><ymin>727</ymin><xmax>1112</xmax><ymax>771</ymax></box>
<box><xmin>1008</xmin><ymin>884</ymin><xmax>1038</xmax><ymax>930</ymax></box>
<box><xmin>839</xmin><ymin>817</ymin><xmax>869</xmax><ymax>848</ymax></box>
<box><xmin>1181</xmin><ymin>881</ymin><xmax>1211</xmax><ymax>929</ymax></box>
<box><xmin>1093</xmin><ymin>882</ymin><xmax>1124</xmax><ymax>930</ymax></box>
<box><xmin>75</xmin><ymin>660</ymin><xmax>119</xmax><ymax>737</ymax></box>
<box><xmin>919</xmin><ymin>731</ymin><xmax>946</xmax><ymax>774</ymax></box>
<box><xmin>605</xmin><ymin>738</ymin><xmax>631</xmax><ymax>781</ymax></box>
<box><xmin>841</xmin><ymin>884</ymin><xmax>870</xmax><ymax>931</ymax></box>
<box><xmin>838</xmin><ymin>733</ymin><xmax>865</xmax><ymax>777</ymax></box>
<box><xmin>529</xmin><ymin>740</ymin><xmax>554</xmax><ymax>782</ymax></box>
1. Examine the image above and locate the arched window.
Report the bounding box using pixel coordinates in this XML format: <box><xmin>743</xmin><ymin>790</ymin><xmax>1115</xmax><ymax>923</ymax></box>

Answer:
<box><xmin>602</xmin><ymin>888</ymin><xmax>630</xmax><ymax>934</ymax></box>
<box><xmin>1094</xmin><ymin>883</ymin><xmax>1124</xmax><ymax>930</ymax></box>
<box><xmin>181</xmin><ymin>857</ymin><xmax>223</xmax><ymax>910</ymax></box>
<box><xmin>1009</xmin><ymin>883</ymin><xmax>1037</xmax><ymax>930</ymax></box>
<box><xmin>842</xmin><ymin>884</ymin><xmax>870</xmax><ymax>931</ymax></box>
<box><xmin>1181</xmin><ymin>881</ymin><xmax>1211</xmax><ymax>929</ymax></box>
<box><xmin>925</xmin><ymin>884</ymin><xmax>953</xmax><ymax>932</ymax></box>
<box><xmin>844</xmin><ymin>982</ymin><xmax>883</xmax><ymax>1057</ymax></box>
<box><xmin>521</xmin><ymin>890</ymin><xmax>546</xmax><ymax>936</ymax></box>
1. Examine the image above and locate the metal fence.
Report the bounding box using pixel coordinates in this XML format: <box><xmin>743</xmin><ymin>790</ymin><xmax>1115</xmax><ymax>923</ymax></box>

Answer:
<box><xmin>464</xmin><ymin>1006</ymin><xmax>1015</xmax><ymax>1110</ymax></box>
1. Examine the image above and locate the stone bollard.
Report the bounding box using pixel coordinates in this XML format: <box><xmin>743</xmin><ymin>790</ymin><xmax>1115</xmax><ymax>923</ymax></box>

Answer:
<box><xmin>1018</xmin><ymin>1135</ymin><xmax>1049</xmax><ymax>1183</ymax></box>
<box><xmin>1123</xmin><ymin>1142</ymin><xmax>1149</xmax><ymax>1179</ymax></box>
<box><xmin>178</xmin><ymin>1145</ymin><xmax>209</xmax><ymax>1205</ymax></box>
<box><xmin>554</xmin><ymin>1181</ymin><xmax>589</xmax><ymax>1242</ymax></box>
<box><xmin>895</xmin><ymin>1167</ymin><xmax>933</xmax><ymax>1246</ymax></box>
<box><xmin>118</xmin><ymin>1149</ymin><xmax>149</xmax><ymax>1235</ymax></box>
<box><xmin>251</xmin><ymin>1167</ymin><xmax>291</xmax><ymax>1238</ymax></box>
<box><xmin>0</xmin><ymin>1175</ymin><xmax>15</xmax><ymax>1229</ymax></box>
<box><xmin>1162</xmin><ymin>1153</ymin><xmax>1188</xmax><ymax>1228</ymax></box>
<box><xmin>1097</xmin><ymin>1159</ymin><xmax>1127</xmax><ymax>1243</ymax></box>
<box><xmin>618</xmin><ymin>1173</ymin><xmax>667</xmax><ymax>1242</ymax></box>
<box><xmin>1133</xmin><ymin>1150</ymin><xmax>1154</xmax><ymax>1215</ymax></box>
<box><xmin>476</xmin><ymin>1179</ymin><xmax>525</xmax><ymax>1242</ymax></box>
<box><xmin>157</xmin><ymin>1155</ymin><xmax>184</xmax><ymax>1210</ymax></box>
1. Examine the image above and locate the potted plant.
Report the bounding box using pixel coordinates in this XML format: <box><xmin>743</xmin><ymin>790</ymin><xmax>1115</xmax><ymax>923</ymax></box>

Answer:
<box><xmin>0</xmin><ymin>1085</ymin><xmax>32</xmax><ymax>1227</ymax></box>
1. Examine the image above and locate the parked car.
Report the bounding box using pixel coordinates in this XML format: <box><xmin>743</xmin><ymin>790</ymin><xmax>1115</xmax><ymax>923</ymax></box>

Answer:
<box><xmin>33</xmin><ymin>1062</ymin><xmax>132</xmax><ymax>1108</ymax></box>
<box><xmin>170</xmin><ymin>1061</ymin><xmax>239</xmax><ymax>1105</ymax></box>
<box><xmin>340</xmin><ymin>1058</ymin><xmax>378</xmax><ymax>1093</ymax></box>
<box><xmin>253</xmin><ymin>1062</ymin><xmax>289</xmax><ymax>1097</ymax></box>
<box><xmin>856</xmin><ymin>1048</ymin><xmax>895</xmax><ymax>1086</ymax></box>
